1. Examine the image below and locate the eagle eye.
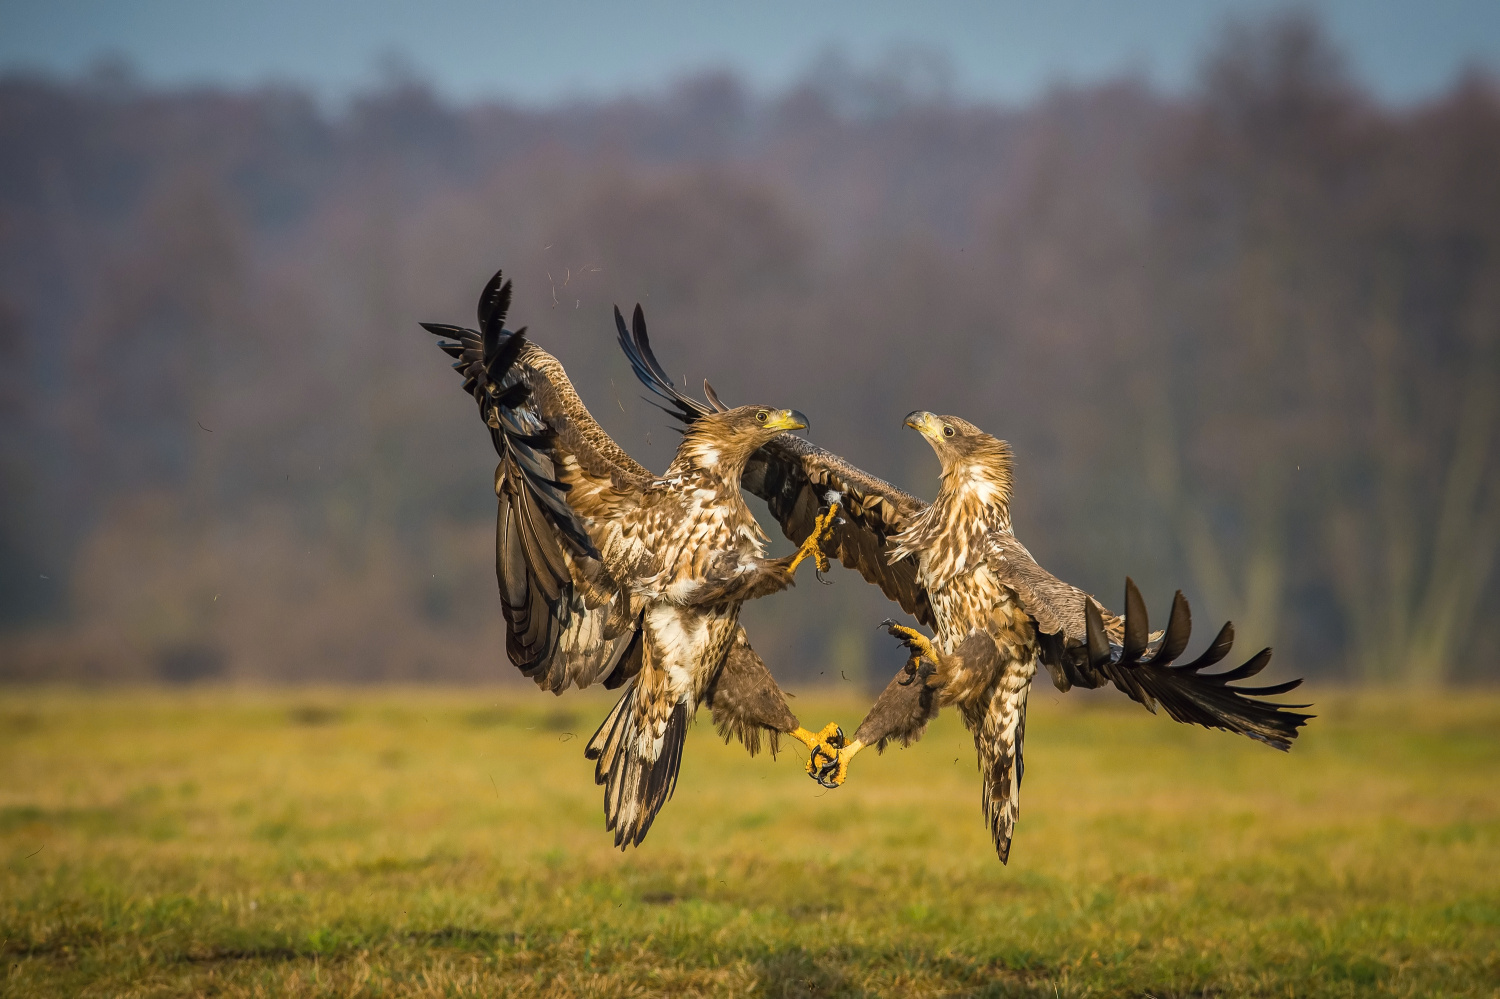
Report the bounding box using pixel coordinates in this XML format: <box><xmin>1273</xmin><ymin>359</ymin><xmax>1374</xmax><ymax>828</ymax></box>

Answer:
<box><xmin>756</xmin><ymin>410</ymin><xmax>769</xmax><ymax>424</ymax></box>
<box><xmin>943</xmin><ymin>424</ymin><xmax>955</xmax><ymax>438</ymax></box>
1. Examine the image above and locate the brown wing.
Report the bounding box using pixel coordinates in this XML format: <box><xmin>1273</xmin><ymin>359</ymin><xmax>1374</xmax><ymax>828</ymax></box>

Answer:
<box><xmin>985</xmin><ymin>532</ymin><xmax>1312</xmax><ymax>750</ymax></box>
<box><xmin>424</xmin><ymin>270</ymin><xmax>654</xmax><ymax>694</ymax></box>
<box><xmin>616</xmin><ymin>303</ymin><xmax>934</xmax><ymax>627</ymax></box>
<box><xmin>984</xmin><ymin>531</ymin><xmax>1124</xmax><ymax>665</ymax></box>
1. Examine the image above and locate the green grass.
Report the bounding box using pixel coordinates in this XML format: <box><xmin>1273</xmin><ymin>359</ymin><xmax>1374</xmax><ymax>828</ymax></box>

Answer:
<box><xmin>2</xmin><ymin>687</ymin><xmax>1497</xmax><ymax>997</ymax></box>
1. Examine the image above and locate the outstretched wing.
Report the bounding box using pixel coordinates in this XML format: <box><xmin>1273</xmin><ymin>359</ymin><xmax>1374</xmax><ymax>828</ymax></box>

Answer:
<box><xmin>1079</xmin><ymin>579</ymin><xmax>1312</xmax><ymax>750</ymax></box>
<box><xmin>424</xmin><ymin>270</ymin><xmax>654</xmax><ymax>693</ymax></box>
<box><xmin>984</xmin><ymin>532</ymin><xmax>1312</xmax><ymax>750</ymax></box>
<box><xmin>617</xmin><ymin>303</ymin><xmax>935</xmax><ymax>627</ymax></box>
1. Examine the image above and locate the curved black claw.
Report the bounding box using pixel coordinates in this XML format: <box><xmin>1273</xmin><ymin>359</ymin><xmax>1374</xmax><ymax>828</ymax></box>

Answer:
<box><xmin>807</xmin><ymin>726</ymin><xmax>847</xmax><ymax>788</ymax></box>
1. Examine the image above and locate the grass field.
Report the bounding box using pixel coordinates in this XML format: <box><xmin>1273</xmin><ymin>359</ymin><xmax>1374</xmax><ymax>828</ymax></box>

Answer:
<box><xmin>2</xmin><ymin>687</ymin><xmax>1497</xmax><ymax>997</ymax></box>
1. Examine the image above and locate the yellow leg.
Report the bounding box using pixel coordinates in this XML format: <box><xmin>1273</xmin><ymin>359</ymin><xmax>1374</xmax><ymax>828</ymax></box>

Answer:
<box><xmin>787</xmin><ymin>502</ymin><xmax>839</xmax><ymax>575</ymax></box>
<box><xmin>829</xmin><ymin>739</ymin><xmax>866</xmax><ymax>786</ymax></box>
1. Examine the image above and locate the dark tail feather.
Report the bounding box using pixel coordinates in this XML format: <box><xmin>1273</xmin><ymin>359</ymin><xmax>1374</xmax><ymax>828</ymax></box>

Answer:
<box><xmin>1085</xmin><ymin>580</ymin><xmax>1313</xmax><ymax>751</ymax></box>
<box><xmin>584</xmin><ymin>684</ymin><xmax>689</xmax><ymax>849</ymax></box>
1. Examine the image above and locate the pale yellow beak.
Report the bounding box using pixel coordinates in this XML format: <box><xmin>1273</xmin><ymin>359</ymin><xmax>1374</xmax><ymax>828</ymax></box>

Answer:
<box><xmin>762</xmin><ymin>409</ymin><xmax>809</xmax><ymax>432</ymax></box>
<box><xmin>904</xmin><ymin>410</ymin><xmax>941</xmax><ymax>438</ymax></box>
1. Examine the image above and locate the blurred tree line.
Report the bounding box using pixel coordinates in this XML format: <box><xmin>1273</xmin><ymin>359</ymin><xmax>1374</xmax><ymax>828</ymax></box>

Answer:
<box><xmin>0</xmin><ymin>15</ymin><xmax>1495</xmax><ymax>686</ymax></box>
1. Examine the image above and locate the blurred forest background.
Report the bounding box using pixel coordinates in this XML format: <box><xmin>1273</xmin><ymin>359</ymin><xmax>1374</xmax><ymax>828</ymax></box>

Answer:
<box><xmin>1</xmin><ymin>13</ymin><xmax>1496</xmax><ymax>687</ymax></box>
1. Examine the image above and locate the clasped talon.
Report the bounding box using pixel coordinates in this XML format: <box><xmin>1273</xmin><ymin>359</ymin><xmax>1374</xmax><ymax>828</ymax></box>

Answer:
<box><xmin>802</xmin><ymin>722</ymin><xmax>847</xmax><ymax>788</ymax></box>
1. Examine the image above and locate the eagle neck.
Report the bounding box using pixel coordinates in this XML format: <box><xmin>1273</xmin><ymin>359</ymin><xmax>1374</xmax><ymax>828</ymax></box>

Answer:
<box><xmin>668</xmin><ymin>424</ymin><xmax>759</xmax><ymax>487</ymax></box>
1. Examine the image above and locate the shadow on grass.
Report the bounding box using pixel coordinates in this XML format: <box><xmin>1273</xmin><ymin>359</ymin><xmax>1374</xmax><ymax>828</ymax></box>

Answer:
<box><xmin>748</xmin><ymin>944</ymin><xmax>1065</xmax><ymax>999</ymax></box>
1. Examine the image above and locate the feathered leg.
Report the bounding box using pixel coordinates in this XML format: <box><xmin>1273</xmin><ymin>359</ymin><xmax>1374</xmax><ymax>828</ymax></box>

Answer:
<box><xmin>807</xmin><ymin>620</ymin><xmax>945</xmax><ymax>787</ymax></box>
<box><xmin>706</xmin><ymin>628</ymin><xmax>847</xmax><ymax>782</ymax></box>
<box><xmin>965</xmin><ymin>675</ymin><xmax>1030</xmax><ymax>864</ymax></box>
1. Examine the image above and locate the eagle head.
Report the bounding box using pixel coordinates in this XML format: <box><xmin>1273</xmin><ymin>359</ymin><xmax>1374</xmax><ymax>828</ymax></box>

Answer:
<box><xmin>678</xmin><ymin>405</ymin><xmax>809</xmax><ymax>475</ymax></box>
<box><xmin>904</xmin><ymin>411</ymin><xmax>1014</xmax><ymax>502</ymax></box>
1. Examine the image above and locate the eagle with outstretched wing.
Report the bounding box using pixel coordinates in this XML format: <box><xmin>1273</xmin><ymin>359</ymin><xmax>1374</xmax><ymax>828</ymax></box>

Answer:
<box><xmin>423</xmin><ymin>270</ymin><xmax>845</xmax><ymax>848</ymax></box>
<box><xmin>620</xmin><ymin>321</ymin><xmax>1313</xmax><ymax>864</ymax></box>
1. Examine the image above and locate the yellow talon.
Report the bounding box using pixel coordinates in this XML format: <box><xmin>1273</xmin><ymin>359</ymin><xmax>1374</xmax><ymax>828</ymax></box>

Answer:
<box><xmin>787</xmin><ymin>502</ymin><xmax>839</xmax><ymax>575</ymax></box>
<box><xmin>885</xmin><ymin>622</ymin><xmax>939</xmax><ymax>666</ymax></box>
<box><xmin>792</xmin><ymin>722</ymin><xmax>849</xmax><ymax>788</ymax></box>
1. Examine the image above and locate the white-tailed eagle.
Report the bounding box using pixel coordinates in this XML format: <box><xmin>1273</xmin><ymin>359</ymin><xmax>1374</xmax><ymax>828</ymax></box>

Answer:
<box><xmin>423</xmin><ymin>271</ymin><xmax>845</xmax><ymax>848</ymax></box>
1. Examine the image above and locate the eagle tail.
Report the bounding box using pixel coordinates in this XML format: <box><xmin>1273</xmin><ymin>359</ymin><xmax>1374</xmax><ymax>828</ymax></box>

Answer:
<box><xmin>584</xmin><ymin>680</ymin><xmax>689</xmax><ymax>849</ymax></box>
<box><xmin>1084</xmin><ymin>580</ymin><xmax>1314</xmax><ymax>751</ymax></box>
<box><xmin>973</xmin><ymin>679</ymin><xmax>1029</xmax><ymax>865</ymax></box>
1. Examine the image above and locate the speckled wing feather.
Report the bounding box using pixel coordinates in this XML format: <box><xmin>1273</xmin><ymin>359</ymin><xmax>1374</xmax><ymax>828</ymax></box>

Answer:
<box><xmin>423</xmin><ymin>270</ymin><xmax>654</xmax><ymax>694</ymax></box>
<box><xmin>984</xmin><ymin>530</ymin><xmax>1122</xmax><ymax>689</ymax></box>
<box><xmin>747</xmin><ymin>434</ymin><xmax>935</xmax><ymax>628</ymax></box>
<box><xmin>616</xmin><ymin>305</ymin><xmax>935</xmax><ymax>628</ymax></box>
<box><xmin>985</xmin><ymin>531</ymin><xmax>1311</xmax><ymax>750</ymax></box>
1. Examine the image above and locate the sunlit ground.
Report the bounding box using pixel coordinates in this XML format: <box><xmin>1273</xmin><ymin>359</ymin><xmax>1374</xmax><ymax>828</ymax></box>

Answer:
<box><xmin>2</xmin><ymin>686</ymin><xmax>1497</xmax><ymax>997</ymax></box>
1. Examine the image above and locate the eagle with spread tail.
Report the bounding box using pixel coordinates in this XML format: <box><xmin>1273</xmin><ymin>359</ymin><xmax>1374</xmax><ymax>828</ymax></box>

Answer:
<box><xmin>620</xmin><ymin>320</ymin><xmax>1313</xmax><ymax>864</ymax></box>
<box><xmin>422</xmin><ymin>270</ymin><xmax>845</xmax><ymax>848</ymax></box>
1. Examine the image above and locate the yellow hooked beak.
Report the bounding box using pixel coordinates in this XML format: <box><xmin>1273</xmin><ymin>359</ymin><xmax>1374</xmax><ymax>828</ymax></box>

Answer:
<box><xmin>904</xmin><ymin>410</ymin><xmax>941</xmax><ymax>439</ymax></box>
<box><xmin>762</xmin><ymin>409</ymin><xmax>809</xmax><ymax>432</ymax></box>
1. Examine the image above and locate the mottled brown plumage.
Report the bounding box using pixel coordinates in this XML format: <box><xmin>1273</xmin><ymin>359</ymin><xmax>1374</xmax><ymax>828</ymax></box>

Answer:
<box><xmin>423</xmin><ymin>270</ymin><xmax>838</xmax><ymax>848</ymax></box>
<box><xmin>622</xmin><ymin>330</ymin><xmax>1313</xmax><ymax>864</ymax></box>
<box><xmin>705</xmin><ymin>631</ymin><xmax>801</xmax><ymax>760</ymax></box>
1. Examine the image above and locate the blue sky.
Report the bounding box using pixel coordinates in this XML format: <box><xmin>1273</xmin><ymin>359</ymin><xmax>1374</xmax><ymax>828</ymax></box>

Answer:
<box><xmin>1</xmin><ymin>0</ymin><xmax>1497</xmax><ymax>106</ymax></box>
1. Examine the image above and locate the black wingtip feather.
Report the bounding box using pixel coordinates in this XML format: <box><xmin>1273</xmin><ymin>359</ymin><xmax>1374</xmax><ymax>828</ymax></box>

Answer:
<box><xmin>477</xmin><ymin>269</ymin><xmax>512</xmax><ymax>338</ymax></box>
<box><xmin>1122</xmin><ymin>578</ymin><xmax>1149</xmax><ymax>662</ymax></box>
<box><xmin>1085</xmin><ymin>600</ymin><xmax>1111</xmax><ymax>666</ymax></box>
<box><xmin>1095</xmin><ymin>583</ymin><xmax>1312</xmax><ymax>750</ymax></box>
<box><xmin>614</xmin><ymin>301</ymin><xmax>715</xmax><ymax>423</ymax></box>
<box><xmin>1215</xmin><ymin>646</ymin><xmax>1274</xmax><ymax>682</ymax></box>
<box><xmin>1153</xmin><ymin>591</ymin><xmax>1192</xmax><ymax>663</ymax></box>
<box><xmin>1181</xmin><ymin>621</ymin><xmax>1235</xmax><ymax>672</ymax></box>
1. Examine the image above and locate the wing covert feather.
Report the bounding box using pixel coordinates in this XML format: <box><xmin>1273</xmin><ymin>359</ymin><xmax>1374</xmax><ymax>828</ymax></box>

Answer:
<box><xmin>746</xmin><ymin>434</ymin><xmax>935</xmax><ymax>627</ymax></box>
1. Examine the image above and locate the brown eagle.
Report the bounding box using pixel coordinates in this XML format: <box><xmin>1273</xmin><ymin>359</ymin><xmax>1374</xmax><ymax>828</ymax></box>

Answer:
<box><xmin>622</xmin><ymin>331</ymin><xmax>1313</xmax><ymax>864</ymax></box>
<box><xmin>423</xmin><ymin>270</ymin><xmax>845</xmax><ymax>848</ymax></box>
